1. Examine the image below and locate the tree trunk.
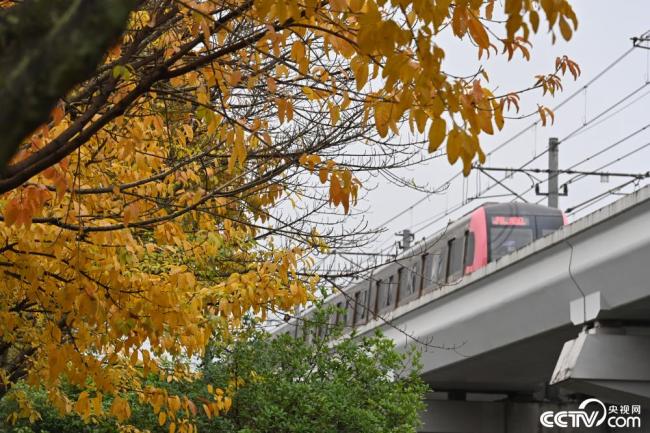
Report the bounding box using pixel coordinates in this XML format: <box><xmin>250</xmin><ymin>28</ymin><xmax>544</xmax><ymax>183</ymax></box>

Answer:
<box><xmin>0</xmin><ymin>0</ymin><xmax>136</xmax><ymax>171</ymax></box>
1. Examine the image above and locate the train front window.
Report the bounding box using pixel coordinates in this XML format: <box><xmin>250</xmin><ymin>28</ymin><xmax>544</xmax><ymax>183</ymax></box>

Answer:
<box><xmin>536</xmin><ymin>215</ymin><xmax>564</xmax><ymax>238</ymax></box>
<box><xmin>489</xmin><ymin>227</ymin><xmax>534</xmax><ymax>261</ymax></box>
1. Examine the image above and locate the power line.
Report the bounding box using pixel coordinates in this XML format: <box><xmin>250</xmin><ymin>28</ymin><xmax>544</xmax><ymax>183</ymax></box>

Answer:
<box><xmin>468</xmin><ymin>43</ymin><xmax>646</xmax><ymax>209</ymax></box>
<box><xmin>524</xmin><ymin>123</ymin><xmax>650</xmax><ymax>196</ymax></box>
<box><xmin>507</xmin><ymin>83</ymin><xmax>650</xmax><ymax>184</ymax></box>
<box><xmin>476</xmin><ymin>167</ymin><xmax>529</xmax><ymax>202</ymax></box>
<box><xmin>566</xmin><ymin>124</ymin><xmax>650</xmax><ymax>172</ymax></box>
<box><xmin>566</xmin><ymin>178</ymin><xmax>640</xmax><ymax>214</ymax></box>
<box><xmin>530</xmin><ymin>141</ymin><xmax>650</xmax><ymax>209</ymax></box>
<box><xmin>468</xmin><ymin>46</ymin><xmax>639</xmax><ymax>180</ymax></box>
<box><xmin>560</xmin><ymin>82</ymin><xmax>650</xmax><ymax>144</ymax></box>
<box><xmin>566</xmin><ymin>85</ymin><xmax>650</xmax><ymax>139</ymax></box>
<box><xmin>477</xmin><ymin>166</ymin><xmax>650</xmax><ymax>180</ymax></box>
<box><xmin>418</xmin><ymin>129</ymin><xmax>647</xmax><ymax>237</ymax></box>
<box><xmin>504</xmin><ymin>117</ymin><xmax>650</xmax><ymax>205</ymax></box>
<box><xmin>561</xmin><ymin>140</ymin><xmax>650</xmax><ymax>187</ymax></box>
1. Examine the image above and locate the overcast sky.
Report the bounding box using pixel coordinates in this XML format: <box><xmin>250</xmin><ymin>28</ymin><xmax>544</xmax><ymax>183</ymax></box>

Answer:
<box><xmin>350</xmin><ymin>1</ymin><xmax>650</xmax><ymax>256</ymax></box>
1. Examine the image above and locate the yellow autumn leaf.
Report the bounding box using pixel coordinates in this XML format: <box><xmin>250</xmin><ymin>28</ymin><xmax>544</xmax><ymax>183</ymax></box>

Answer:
<box><xmin>428</xmin><ymin>117</ymin><xmax>446</xmax><ymax>153</ymax></box>
<box><xmin>468</xmin><ymin>15</ymin><xmax>490</xmax><ymax>49</ymax></box>
<box><xmin>446</xmin><ymin>127</ymin><xmax>461</xmax><ymax>164</ymax></box>
<box><xmin>328</xmin><ymin>102</ymin><xmax>340</xmax><ymax>125</ymax></box>
<box><xmin>559</xmin><ymin>16</ymin><xmax>572</xmax><ymax>41</ymax></box>
<box><xmin>350</xmin><ymin>56</ymin><xmax>369</xmax><ymax>91</ymax></box>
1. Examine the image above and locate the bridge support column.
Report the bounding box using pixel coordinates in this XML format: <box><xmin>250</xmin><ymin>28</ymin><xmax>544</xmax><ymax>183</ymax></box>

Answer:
<box><xmin>418</xmin><ymin>398</ymin><xmax>616</xmax><ymax>433</ymax></box>
<box><xmin>550</xmin><ymin>324</ymin><xmax>650</xmax><ymax>404</ymax></box>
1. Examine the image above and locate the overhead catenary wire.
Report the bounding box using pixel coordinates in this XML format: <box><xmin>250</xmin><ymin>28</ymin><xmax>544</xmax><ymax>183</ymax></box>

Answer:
<box><xmin>489</xmin><ymin>59</ymin><xmax>650</xmax><ymax>213</ymax></box>
<box><xmin>564</xmin><ymin>140</ymin><xmax>650</xmax><ymax>185</ymax></box>
<box><xmin>477</xmin><ymin>166</ymin><xmax>650</xmax><ymax>180</ymax></box>
<box><xmin>506</xmin><ymin>85</ymin><xmax>650</xmax><ymax>190</ymax></box>
<box><xmin>522</xmin><ymin>122</ymin><xmax>650</xmax><ymax>197</ymax></box>
<box><xmin>525</xmin><ymin>139</ymin><xmax>650</xmax><ymax>211</ymax></box>
<box><xmin>566</xmin><ymin>177</ymin><xmax>640</xmax><ymax>215</ymax></box>
<box><xmin>476</xmin><ymin>167</ymin><xmax>529</xmax><ymax>202</ymax></box>
<box><xmin>560</xmin><ymin>82</ymin><xmax>650</xmax><ymax>143</ymax></box>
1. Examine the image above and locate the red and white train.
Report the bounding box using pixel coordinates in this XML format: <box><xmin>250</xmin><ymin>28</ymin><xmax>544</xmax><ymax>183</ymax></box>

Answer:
<box><xmin>276</xmin><ymin>202</ymin><xmax>567</xmax><ymax>336</ymax></box>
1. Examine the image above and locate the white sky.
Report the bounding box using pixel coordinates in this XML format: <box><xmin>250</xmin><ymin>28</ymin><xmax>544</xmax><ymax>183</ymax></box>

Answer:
<box><xmin>353</xmin><ymin>1</ymin><xmax>650</xmax><ymax>256</ymax></box>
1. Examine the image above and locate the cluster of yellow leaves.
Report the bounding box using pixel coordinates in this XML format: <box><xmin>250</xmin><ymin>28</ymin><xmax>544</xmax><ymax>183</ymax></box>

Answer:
<box><xmin>2</xmin><ymin>185</ymin><xmax>51</xmax><ymax>227</ymax></box>
<box><xmin>147</xmin><ymin>384</ymin><xmax>212</xmax><ymax>433</ymax></box>
<box><xmin>300</xmin><ymin>155</ymin><xmax>360</xmax><ymax>214</ymax></box>
<box><xmin>535</xmin><ymin>56</ymin><xmax>581</xmax><ymax>96</ymax></box>
<box><xmin>214</xmin><ymin>247</ymin><xmax>317</xmax><ymax>325</ymax></box>
<box><xmin>201</xmin><ymin>383</ymin><xmax>234</xmax><ymax>419</ymax></box>
<box><xmin>252</xmin><ymin>0</ymin><xmax>579</xmax><ymax>176</ymax></box>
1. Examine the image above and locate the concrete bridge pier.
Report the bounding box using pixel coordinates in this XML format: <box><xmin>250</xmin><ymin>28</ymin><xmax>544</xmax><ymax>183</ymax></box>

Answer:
<box><xmin>419</xmin><ymin>393</ymin><xmax>650</xmax><ymax>433</ymax></box>
<box><xmin>550</xmin><ymin>323</ymin><xmax>650</xmax><ymax>405</ymax></box>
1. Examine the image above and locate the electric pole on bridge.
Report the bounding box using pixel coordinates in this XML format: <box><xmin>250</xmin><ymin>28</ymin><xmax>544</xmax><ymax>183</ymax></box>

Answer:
<box><xmin>548</xmin><ymin>137</ymin><xmax>560</xmax><ymax>208</ymax></box>
<box><xmin>533</xmin><ymin>137</ymin><xmax>567</xmax><ymax>208</ymax></box>
<box><xmin>396</xmin><ymin>229</ymin><xmax>414</xmax><ymax>250</ymax></box>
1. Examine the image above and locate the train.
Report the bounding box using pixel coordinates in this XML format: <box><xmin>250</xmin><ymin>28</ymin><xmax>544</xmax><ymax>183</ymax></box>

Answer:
<box><xmin>274</xmin><ymin>202</ymin><xmax>567</xmax><ymax>338</ymax></box>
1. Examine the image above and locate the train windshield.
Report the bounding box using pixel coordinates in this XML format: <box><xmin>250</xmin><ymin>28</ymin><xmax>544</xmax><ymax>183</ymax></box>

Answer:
<box><xmin>536</xmin><ymin>215</ymin><xmax>564</xmax><ymax>237</ymax></box>
<box><xmin>489</xmin><ymin>226</ymin><xmax>534</xmax><ymax>261</ymax></box>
